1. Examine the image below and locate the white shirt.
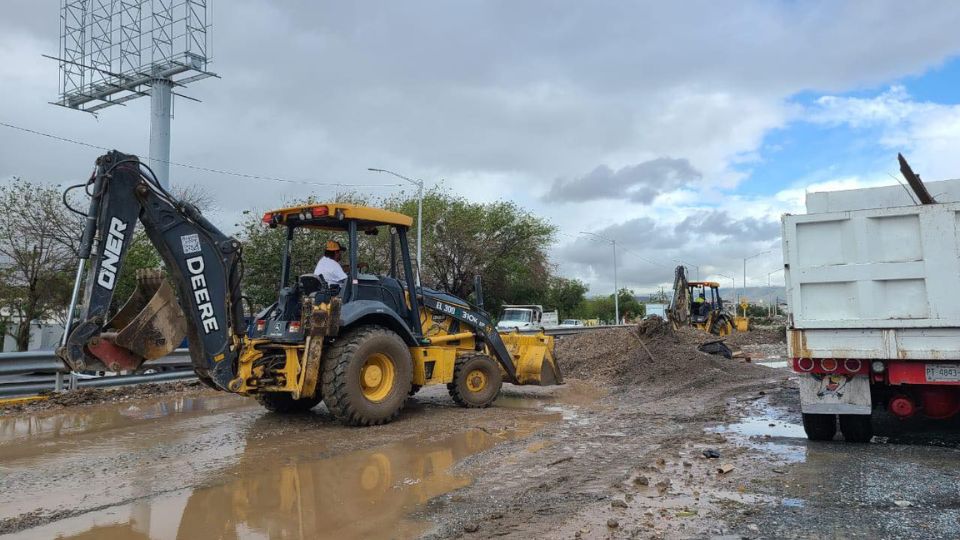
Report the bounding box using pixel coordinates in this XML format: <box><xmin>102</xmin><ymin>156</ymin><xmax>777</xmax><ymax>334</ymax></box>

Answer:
<box><xmin>314</xmin><ymin>256</ymin><xmax>347</xmax><ymax>285</ymax></box>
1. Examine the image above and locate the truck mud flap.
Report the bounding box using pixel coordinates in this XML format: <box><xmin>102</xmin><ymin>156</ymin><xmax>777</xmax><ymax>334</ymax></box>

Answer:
<box><xmin>799</xmin><ymin>373</ymin><xmax>871</xmax><ymax>415</ymax></box>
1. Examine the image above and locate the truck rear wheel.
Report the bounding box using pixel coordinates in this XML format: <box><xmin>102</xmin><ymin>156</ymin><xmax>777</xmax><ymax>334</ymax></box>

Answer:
<box><xmin>448</xmin><ymin>354</ymin><xmax>502</xmax><ymax>408</ymax></box>
<box><xmin>256</xmin><ymin>392</ymin><xmax>322</xmax><ymax>414</ymax></box>
<box><xmin>321</xmin><ymin>325</ymin><xmax>413</xmax><ymax>426</ymax></box>
<box><xmin>839</xmin><ymin>414</ymin><xmax>873</xmax><ymax>443</ymax></box>
<box><xmin>802</xmin><ymin>413</ymin><xmax>836</xmax><ymax>441</ymax></box>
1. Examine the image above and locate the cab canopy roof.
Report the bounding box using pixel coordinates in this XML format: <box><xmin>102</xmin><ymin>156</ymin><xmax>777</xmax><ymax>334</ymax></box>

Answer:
<box><xmin>688</xmin><ymin>281</ymin><xmax>721</xmax><ymax>288</ymax></box>
<box><xmin>261</xmin><ymin>203</ymin><xmax>413</xmax><ymax>231</ymax></box>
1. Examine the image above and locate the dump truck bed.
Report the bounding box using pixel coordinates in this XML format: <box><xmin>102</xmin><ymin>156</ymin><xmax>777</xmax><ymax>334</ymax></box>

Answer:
<box><xmin>782</xmin><ymin>200</ymin><xmax>960</xmax><ymax>361</ymax></box>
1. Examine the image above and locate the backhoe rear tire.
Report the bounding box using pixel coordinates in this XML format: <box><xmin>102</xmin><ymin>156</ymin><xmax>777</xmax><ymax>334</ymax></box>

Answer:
<box><xmin>448</xmin><ymin>354</ymin><xmax>502</xmax><ymax>408</ymax></box>
<box><xmin>256</xmin><ymin>392</ymin><xmax>322</xmax><ymax>414</ymax></box>
<box><xmin>321</xmin><ymin>325</ymin><xmax>413</xmax><ymax>426</ymax></box>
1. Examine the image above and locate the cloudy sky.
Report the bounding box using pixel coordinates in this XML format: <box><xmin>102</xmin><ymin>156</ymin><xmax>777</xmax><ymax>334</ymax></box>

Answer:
<box><xmin>2</xmin><ymin>1</ymin><xmax>960</xmax><ymax>297</ymax></box>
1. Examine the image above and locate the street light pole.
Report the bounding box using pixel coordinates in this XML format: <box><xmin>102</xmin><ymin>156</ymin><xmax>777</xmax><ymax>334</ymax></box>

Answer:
<box><xmin>718</xmin><ymin>273</ymin><xmax>735</xmax><ymax>306</ymax></box>
<box><xmin>368</xmin><ymin>168</ymin><xmax>424</xmax><ymax>283</ymax></box>
<box><xmin>742</xmin><ymin>249</ymin><xmax>774</xmax><ymax>302</ymax></box>
<box><xmin>580</xmin><ymin>231</ymin><xmax>619</xmax><ymax>324</ymax></box>
<box><xmin>767</xmin><ymin>268</ymin><xmax>784</xmax><ymax>317</ymax></box>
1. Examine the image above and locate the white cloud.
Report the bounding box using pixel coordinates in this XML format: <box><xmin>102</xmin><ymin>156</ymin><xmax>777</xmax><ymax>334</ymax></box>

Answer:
<box><xmin>3</xmin><ymin>1</ymin><xmax>960</xmax><ymax>298</ymax></box>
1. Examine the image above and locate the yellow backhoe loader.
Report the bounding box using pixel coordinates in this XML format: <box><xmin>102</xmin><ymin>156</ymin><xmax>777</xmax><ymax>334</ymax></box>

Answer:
<box><xmin>57</xmin><ymin>151</ymin><xmax>562</xmax><ymax>426</ymax></box>
<box><xmin>666</xmin><ymin>265</ymin><xmax>734</xmax><ymax>336</ymax></box>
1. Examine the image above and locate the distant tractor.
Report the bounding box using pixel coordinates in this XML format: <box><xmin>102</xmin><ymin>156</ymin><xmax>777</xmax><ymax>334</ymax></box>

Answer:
<box><xmin>667</xmin><ymin>266</ymin><xmax>734</xmax><ymax>336</ymax></box>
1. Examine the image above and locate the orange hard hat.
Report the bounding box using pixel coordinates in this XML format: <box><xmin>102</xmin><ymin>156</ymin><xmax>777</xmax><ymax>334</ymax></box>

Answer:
<box><xmin>325</xmin><ymin>240</ymin><xmax>343</xmax><ymax>252</ymax></box>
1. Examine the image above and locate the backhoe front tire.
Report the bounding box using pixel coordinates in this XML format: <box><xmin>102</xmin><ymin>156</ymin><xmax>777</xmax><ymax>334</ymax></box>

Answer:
<box><xmin>321</xmin><ymin>325</ymin><xmax>413</xmax><ymax>426</ymax></box>
<box><xmin>256</xmin><ymin>392</ymin><xmax>322</xmax><ymax>414</ymax></box>
<box><xmin>448</xmin><ymin>354</ymin><xmax>503</xmax><ymax>408</ymax></box>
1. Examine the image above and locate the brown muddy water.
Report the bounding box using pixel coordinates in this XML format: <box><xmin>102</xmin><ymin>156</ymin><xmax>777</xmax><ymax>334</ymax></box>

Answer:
<box><xmin>0</xmin><ymin>386</ymin><xmax>580</xmax><ymax>539</ymax></box>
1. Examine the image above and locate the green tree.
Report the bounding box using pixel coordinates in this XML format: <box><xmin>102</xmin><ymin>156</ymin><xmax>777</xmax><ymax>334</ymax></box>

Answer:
<box><xmin>0</xmin><ymin>179</ymin><xmax>82</xmax><ymax>350</ymax></box>
<box><xmin>382</xmin><ymin>189</ymin><xmax>556</xmax><ymax>313</ymax></box>
<box><xmin>578</xmin><ymin>288</ymin><xmax>644</xmax><ymax>323</ymax></box>
<box><xmin>236</xmin><ymin>189</ymin><xmax>557</xmax><ymax>314</ymax></box>
<box><xmin>543</xmin><ymin>277</ymin><xmax>588</xmax><ymax>318</ymax></box>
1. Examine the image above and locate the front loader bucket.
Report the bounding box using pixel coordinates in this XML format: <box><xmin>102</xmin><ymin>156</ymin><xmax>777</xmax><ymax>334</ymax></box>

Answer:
<box><xmin>87</xmin><ymin>269</ymin><xmax>188</xmax><ymax>372</ymax></box>
<box><xmin>500</xmin><ymin>333</ymin><xmax>564</xmax><ymax>386</ymax></box>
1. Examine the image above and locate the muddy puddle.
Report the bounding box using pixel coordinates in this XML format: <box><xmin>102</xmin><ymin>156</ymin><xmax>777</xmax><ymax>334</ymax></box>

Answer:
<box><xmin>1</xmin><ymin>384</ymin><xmax>590</xmax><ymax>540</ymax></box>
<box><xmin>0</xmin><ymin>394</ymin><xmax>250</xmax><ymax>449</ymax></box>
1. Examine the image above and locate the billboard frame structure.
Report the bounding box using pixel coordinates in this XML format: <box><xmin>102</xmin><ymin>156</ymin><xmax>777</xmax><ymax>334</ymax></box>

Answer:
<box><xmin>52</xmin><ymin>0</ymin><xmax>218</xmax><ymax>186</ymax></box>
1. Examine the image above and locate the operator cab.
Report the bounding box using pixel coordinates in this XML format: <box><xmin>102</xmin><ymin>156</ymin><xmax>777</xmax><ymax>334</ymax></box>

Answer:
<box><xmin>250</xmin><ymin>203</ymin><xmax>418</xmax><ymax>343</ymax></box>
<box><xmin>687</xmin><ymin>281</ymin><xmax>723</xmax><ymax>323</ymax></box>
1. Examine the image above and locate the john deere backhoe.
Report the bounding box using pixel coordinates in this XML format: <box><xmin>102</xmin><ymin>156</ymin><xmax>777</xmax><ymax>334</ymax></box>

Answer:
<box><xmin>666</xmin><ymin>265</ymin><xmax>734</xmax><ymax>336</ymax></box>
<box><xmin>57</xmin><ymin>151</ymin><xmax>562</xmax><ymax>426</ymax></box>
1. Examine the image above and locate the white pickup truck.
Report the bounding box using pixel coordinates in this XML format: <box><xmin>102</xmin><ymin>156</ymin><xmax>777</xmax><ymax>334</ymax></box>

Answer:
<box><xmin>496</xmin><ymin>305</ymin><xmax>559</xmax><ymax>331</ymax></box>
<box><xmin>782</xmin><ymin>179</ymin><xmax>960</xmax><ymax>442</ymax></box>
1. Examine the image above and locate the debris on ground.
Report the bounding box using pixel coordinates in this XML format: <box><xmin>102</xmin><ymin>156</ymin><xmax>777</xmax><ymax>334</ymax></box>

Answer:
<box><xmin>0</xmin><ymin>380</ymin><xmax>210</xmax><ymax>415</ymax></box>
<box><xmin>703</xmin><ymin>449</ymin><xmax>721</xmax><ymax>459</ymax></box>
<box><xmin>555</xmin><ymin>319</ymin><xmax>772</xmax><ymax>390</ymax></box>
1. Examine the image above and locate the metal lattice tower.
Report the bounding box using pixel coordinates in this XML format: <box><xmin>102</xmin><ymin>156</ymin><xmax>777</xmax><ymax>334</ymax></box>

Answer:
<box><xmin>53</xmin><ymin>0</ymin><xmax>217</xmax><ymax>187</ymax></box>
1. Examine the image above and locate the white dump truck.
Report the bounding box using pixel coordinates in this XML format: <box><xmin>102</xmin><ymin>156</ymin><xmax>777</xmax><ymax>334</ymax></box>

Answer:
<box><xmin>782</xmin><ymin>174</ymin><xmax>960</xmax><ymax>442</ymax></box>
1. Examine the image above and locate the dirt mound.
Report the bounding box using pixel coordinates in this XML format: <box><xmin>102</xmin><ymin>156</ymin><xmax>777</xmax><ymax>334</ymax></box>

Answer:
<box><xmin>724</xmin><ymin>327</ymin><xmax>786</xmax><ymax>347</ymax></box>
<box><xmin>556</xmin><ymin>319</ymin><xmax>772</xmax><ymax>393</ymax></box>
<box><xmin>0</xmin><ymin>380</ymin><xmax>209</xmax><ymax>415</ymax></box>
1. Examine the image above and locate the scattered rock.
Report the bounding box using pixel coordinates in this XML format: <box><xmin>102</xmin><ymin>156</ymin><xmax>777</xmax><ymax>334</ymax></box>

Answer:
<box><xmin>702</xmin><ymin>449</ymin><xmax>721</xmax><ymax>459</ymax></box>
<box><xmin>747</xmin><ymin>523</ymin><xmax>760</xmax><ymax>532</ymax></box>
<box><xmin>606</xmin><ymin>518</ymin><xmax>619</xmax><ymax>529</ymax></box>
<box><xmin>611</xmin><ymin>499</ymin><xmax>628</xmax><ymax>509</ymax></box>
<box><xmin>894</xmin><ymin>500</ymin><xmax>913</xmax><ymax>508</ymax></box>
<box><xmin>634</xmin><ymin>475</ymin><xmax>650</xmax><ymax>486</ymax></box>
<box><xmin>463</xmin><ymin>522</ymin><xmax>480</xmax><ymax>533</ymax></box>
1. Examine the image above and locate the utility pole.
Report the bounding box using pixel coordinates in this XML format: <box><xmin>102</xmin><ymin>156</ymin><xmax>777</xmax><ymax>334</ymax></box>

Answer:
<box><xmin>580</xmin><ymin>231</ymin><xmax>619</xmax><ymax>324</ymax></box>
<box><xmin>767</xmin><ymin>268</ymin><xmax>784</xmax><ymax>317</ymax></box>
<box><xmin>743</xmin><ymin>249</ymin><xmax>773</xmax><ymax>303</ymax></box>
<box><xmin>672</xmin><ymin>259</ymin><xmax>699</xmax><ymax>281</ymax></box>
<box><xmin>718</xmin><ymin>273</ymin><xmax>735</xmax><ymax>307</ymax></box>
<box><xmin>368</xmin><ymin>168</ymin><xmax>424</xmax><ymax>284</ymax></box>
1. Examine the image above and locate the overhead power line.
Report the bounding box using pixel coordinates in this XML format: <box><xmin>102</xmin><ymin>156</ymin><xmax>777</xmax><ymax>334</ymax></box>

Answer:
<box><xmin>0</xmin><ymin>121</ymin><xmax>403</xmax><ymax>189</ymax></box>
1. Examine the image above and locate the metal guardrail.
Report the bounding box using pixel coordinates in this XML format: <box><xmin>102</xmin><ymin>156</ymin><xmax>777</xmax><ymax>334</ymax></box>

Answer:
<box><xmin>0</xmin><ymin>349</ymin><xmax>195</xmax><ymax>397</ymax></box>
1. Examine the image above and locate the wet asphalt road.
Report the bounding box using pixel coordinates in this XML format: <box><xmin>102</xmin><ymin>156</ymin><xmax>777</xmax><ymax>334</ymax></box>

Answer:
<box><xmin>727</xmin><ymin>387</ymin><xmax>960</xmax><ymax>539</ymax></box>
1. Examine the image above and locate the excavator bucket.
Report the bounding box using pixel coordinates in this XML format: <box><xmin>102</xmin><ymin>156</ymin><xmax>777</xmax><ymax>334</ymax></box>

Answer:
<box><xmin>500</xmin><ymin>333</ymin><xmax>564</xmax><ymax>386</ymax></box>
<box><xmin>87</xmin><ymin>269</ymin><xmax>188</xmax><ymax>372</ymax></box>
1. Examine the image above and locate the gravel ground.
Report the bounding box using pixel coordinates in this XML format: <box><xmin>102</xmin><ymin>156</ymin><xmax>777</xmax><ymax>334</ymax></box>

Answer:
<box><xmin>3</xmin><ymin>326</ymin><xmax>953</xmax><ymax>539</ymax></box>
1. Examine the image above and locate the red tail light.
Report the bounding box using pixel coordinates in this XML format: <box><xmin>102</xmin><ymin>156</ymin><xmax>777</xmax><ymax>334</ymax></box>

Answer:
<box><xmin>311</xmin><ymin>206</ymin><xmax>329</xmax><ymax>217</ymax></box>
<box><xmin>288</xmin><ymin>321</ymin><xmax>302</xmax><ymax>333</ymax></box>
<box><xmin>255</xmin><ymin>319</ymin><xmax>266</xmax><ymax>332</ymax></box>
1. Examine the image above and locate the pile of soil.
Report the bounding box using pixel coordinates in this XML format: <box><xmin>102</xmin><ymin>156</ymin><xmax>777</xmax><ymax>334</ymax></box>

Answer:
<box><xmin>0</xmin><ymin>380</ymin><xmax>211</xmax><ymax>416</ymax></box>
<box><xmin>555</xmin><ymin>317</ymin><xmax>773</xmax><ymax>392</ymax></box>
<box><xmin>724</xmin><ymin>326</ymin><xmax>786</xmax><ymax>347</ymax></box>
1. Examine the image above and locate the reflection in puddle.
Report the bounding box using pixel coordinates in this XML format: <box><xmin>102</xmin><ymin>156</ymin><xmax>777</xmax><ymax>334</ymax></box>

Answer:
<box><xmin>13</xmin><ymin>416</ymin><xmax>558</xmax><ymax>540</ymax></box>
<box><xmin>712</xmin><ymin>400</ymin><xmax>807</xmax><ymax>462</ymax></box>
<box><xmin>0</xmin><ymin>395</ymin><xmax>248</xmax><ymax>446</ymax></box>
<box><xmin>757</xmin><ymin>360</ymin><xmax>788</xmax><ymax>369</ymax></box>
<box><xmin>720</xmin><ymin>416</ymin><xmax>806</xmax><ymax>439</ymax></box>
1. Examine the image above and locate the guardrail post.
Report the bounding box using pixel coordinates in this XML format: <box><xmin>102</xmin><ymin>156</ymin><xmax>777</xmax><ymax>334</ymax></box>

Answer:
<box><xmin>69</xmin><ymin>372</ymin><xmax>78</xmax><ymax>391</ymax></box>
<box><xmin>55</xmin><ymin>371</ymin><xmax>64</xmax><ymax>392</ymax></box>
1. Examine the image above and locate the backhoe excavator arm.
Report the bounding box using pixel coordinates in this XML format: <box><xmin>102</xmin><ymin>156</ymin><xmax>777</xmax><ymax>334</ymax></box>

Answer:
<box><xmin>58</xmin><ymin>151</ymin><xmax>245</xmax><ymax>391</ymax></box>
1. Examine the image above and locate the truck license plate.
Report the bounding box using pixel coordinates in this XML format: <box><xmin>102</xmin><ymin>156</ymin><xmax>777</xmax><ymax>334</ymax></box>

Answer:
<box><xmin>925</xmin><ymin>364</ymin><xmax>960</xmax><ymax>382</ymax></box>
